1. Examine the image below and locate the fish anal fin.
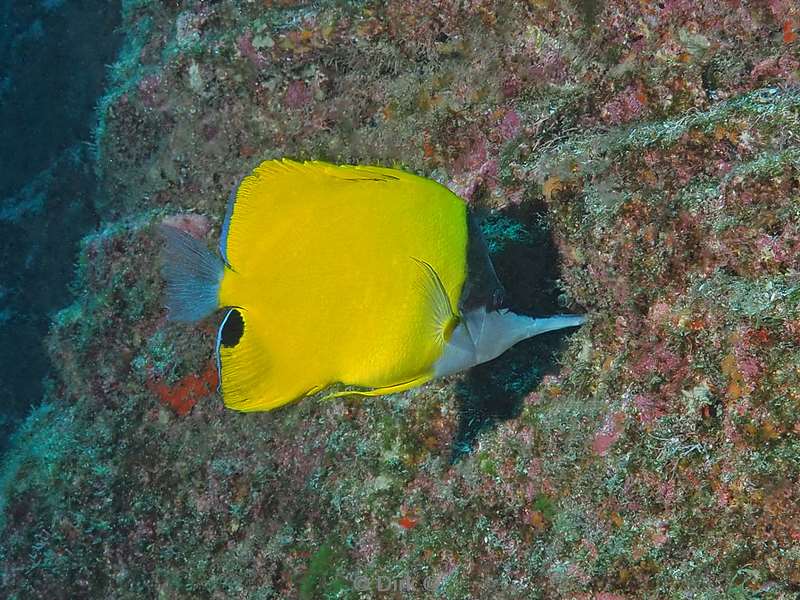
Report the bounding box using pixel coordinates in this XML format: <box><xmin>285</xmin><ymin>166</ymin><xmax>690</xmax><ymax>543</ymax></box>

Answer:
<box><xmin>321</xmin><ymin>374</ymin><xmax>433</xmax><ymax>401</ymax></box>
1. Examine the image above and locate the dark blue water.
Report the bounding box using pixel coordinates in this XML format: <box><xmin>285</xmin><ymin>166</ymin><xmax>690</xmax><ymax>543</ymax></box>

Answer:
<box><xmin>0</xmin><ymin>0</ymin><xmax>121</xmax><ymax>452</ymax></box>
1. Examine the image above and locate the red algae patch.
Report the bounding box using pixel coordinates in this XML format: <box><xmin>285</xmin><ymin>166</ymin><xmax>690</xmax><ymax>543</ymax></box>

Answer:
<box><xmin>147</xmin><ymin>361</ymin><xmax>217</xmax><ymax>416</ymax></box>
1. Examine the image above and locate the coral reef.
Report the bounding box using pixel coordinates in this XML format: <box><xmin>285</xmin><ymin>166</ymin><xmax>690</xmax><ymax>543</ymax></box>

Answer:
<box><xmin>2</xmin><ymin>0</ymin><xmax>800</xmax><ymax>598</ymax></box>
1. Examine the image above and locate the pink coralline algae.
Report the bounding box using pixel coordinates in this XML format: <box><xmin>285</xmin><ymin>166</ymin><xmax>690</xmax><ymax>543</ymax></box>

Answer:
<box><xmin>632</xmin><ymin>341</ymin><xmax>682</xmax><ymax>377</ymax></box>
<box><xmin>449</xmin><ymin>134</ymin><xmax>500</xmax><ymax>201</ymax></box>
<box><xmin>592</xmin><ymin>412</ymin><xmax>626</xmax><ymax>456</ymax></box>
<box><xmin>236</xmin><ymin>30</ymin><xmax>268</xmax><ymax>68</ymax></box>
<box><xmin>497</xmin><ymin>109</ymin><xmax>522</xmax><ymax>141</ymax></box>
<box><xmin>600</xmin><ymin>83</ymin><xmax>648</xmax><ymax>125</ymax></box>
<box><xmin>634</xmin><ymin>394</ymin><xmax>666</xmax><ymax>425</ymax></box>
<box><xmin>161</xmin><ymin>213</ymin><xmax>212</xmax><ymax>238</ymax></box>
<box><xmin>283</xmin><ymin>80</ymin><xmax>311</xmax><ymax>110</ymax></box>
<box><xmin>751</xmin><ymin>54</ymin><xmax>800</xmax><ymax>84</ymax></box>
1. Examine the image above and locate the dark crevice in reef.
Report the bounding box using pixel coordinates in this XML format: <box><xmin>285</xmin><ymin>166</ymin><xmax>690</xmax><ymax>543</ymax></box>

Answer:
<box><xmin>451</xmin><ymin>200</ymin><xmax>582</xmax><ymax>461</ymax></box>
<box><xmin>0</xmin><ymin>0</ymin><xmax>122</xmax><ymax>452</ymax></box>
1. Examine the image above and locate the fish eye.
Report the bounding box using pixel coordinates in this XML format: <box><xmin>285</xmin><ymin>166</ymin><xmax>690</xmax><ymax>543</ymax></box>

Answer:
<box><xmin>220</xmin><ymin>309</ymin><xmax>245</xmax><ymax>347</ymax></box>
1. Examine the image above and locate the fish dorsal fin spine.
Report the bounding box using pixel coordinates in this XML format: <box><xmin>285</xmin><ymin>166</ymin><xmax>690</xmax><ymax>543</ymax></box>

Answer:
<box><xmin>411</xmin><ymin>257</ymin><xmax>459</xmax><ymax>346</ymax></box>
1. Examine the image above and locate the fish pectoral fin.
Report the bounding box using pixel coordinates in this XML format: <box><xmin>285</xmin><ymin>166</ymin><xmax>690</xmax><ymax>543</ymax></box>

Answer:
<box><xmin>411</xmin><ymin>256</ymin><xmax>459</xmax><ymax>345</ymax></box>
<box><xmin>321</xmin><ymin>374</ymin><xmax>432</xmax><ymax>401</ymax></box>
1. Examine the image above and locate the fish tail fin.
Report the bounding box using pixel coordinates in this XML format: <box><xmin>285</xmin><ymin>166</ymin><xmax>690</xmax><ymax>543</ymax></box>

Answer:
<box><xmin>217</xmin><ymin>308</ymin><xmax>319</xmax><ymax>412</ymax></box>
<box><xmin>158</xmin><ymin>224</ymin><xmax>223</xmax><ymax>322</ymax></box>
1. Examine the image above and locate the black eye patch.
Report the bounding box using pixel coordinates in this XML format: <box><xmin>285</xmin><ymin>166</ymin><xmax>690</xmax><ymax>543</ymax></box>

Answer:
<box><xmin>220</xmin><ymin>309</ymin><xmax>244</xmax><ymax>347</ymax></box>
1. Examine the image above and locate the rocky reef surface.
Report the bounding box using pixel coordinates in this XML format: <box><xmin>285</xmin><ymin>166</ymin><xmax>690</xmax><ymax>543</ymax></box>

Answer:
<box><xmin>1</xmin><ymin>0</ymin><xmax>799</xmax><ymax>598</ymax></box>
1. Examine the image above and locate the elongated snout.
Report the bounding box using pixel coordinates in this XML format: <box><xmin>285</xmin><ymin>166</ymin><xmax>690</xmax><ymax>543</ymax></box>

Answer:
<box><xmin>433</xmin><ymin>308</ymin><xmax>586</xmax><ymax>378</ymax></box>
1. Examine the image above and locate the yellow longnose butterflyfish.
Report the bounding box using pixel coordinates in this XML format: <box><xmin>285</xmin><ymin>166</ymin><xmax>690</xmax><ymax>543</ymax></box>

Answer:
<box><xmin>160</xmin><ymin>159</ymin><xmax>585</xmax><ymax>412</ymax></box>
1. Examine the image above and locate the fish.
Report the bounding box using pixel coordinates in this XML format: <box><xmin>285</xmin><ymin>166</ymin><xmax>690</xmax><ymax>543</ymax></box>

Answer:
<box><xmin>159</xmin><ymin>159</ymin><xmax>585</xmax><ymax>412</ymax></box>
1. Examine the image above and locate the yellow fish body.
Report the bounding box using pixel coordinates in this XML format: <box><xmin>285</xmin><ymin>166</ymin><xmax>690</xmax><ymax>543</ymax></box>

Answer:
<box><xmin>161</xmin><ymin>159</ymin><xmax>584</xmax><ymax>412</ymax></box>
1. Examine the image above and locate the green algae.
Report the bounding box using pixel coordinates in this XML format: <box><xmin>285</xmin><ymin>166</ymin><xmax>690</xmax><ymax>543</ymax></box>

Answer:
<box><xmin>692</xmin><ymin>272</ymin><xmax>800</xmax><ymax>322</ymax></box>
<box><xmin>479</xmin><ymin>212</ymin><xmax>534</xmax><ymax>253</ymax></box>
<box><xmin>532</xmin><ymin>86</ymin><xmax>800</xmax><ymax>181</ymax></box>
<box><xmin>299</xmin><ymin>543</ymin><xmax>347</xmax><ymax>600</ymax></box>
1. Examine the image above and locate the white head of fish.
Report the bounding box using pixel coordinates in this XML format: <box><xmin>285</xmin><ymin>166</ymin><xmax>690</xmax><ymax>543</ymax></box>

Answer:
<box><xmin>433</xmin><ymin>308</ymin><xmax>586</xmax><ymax>378</ymax></box>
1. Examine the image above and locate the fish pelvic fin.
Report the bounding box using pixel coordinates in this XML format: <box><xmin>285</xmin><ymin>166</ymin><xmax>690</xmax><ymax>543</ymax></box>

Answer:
<box><xmin>158</xmin><ymin>224</ymin><xmax>223</xmax><ymax>322</ymax></box>
<box><xmin>411</xmin><ymin>257</ymin><xmax>460</xmax><ymax>347</ymax></box>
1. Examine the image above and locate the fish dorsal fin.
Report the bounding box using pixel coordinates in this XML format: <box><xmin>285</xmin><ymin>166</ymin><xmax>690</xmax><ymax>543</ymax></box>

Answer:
<box><xmin>220</xmin><ymin>159</ymin><xmax>411</xmax><ymax>272</ymax></box>
<box><xmin>411</xmin><ymin>257</ymin><xmax>459</xmax><ymax>346</ymax></box>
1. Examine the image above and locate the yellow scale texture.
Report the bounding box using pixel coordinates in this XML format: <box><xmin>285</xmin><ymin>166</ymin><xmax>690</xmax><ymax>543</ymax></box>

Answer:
<box><xmin>217</xmin><ymin>159</ymin><xmax>468</xmax><ymax>411</ymax></box>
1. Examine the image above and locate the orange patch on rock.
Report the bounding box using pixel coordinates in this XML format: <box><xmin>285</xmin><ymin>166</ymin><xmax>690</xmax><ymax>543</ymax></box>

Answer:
<box><xmin>149</xmin><ymin>362</ymin><xmax>218</xmax><ymax>416</ymax></box>
<box><xmin>784</xmin><ymin>20</ymin><xmax>797</xmax><ymax>44</ymax></box>
<box><xmin>397</xmin><ymin>515</ymin><xmax>418</xmax><ymax>530</ymax></box>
